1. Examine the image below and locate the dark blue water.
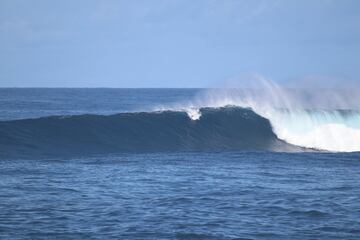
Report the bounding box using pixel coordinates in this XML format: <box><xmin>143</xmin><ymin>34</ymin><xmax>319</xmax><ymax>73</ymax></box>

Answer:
<box><xmin>1</xmin><ymin>89</ymin><xmax>360</xmax><ymax>239</ymax></box>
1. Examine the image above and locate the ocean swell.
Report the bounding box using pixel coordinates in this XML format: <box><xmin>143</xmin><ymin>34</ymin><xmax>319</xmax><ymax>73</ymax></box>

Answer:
<box><xmin>0</xmin><ymin>107</ymin><xmax>301</xmax><ymax>159</ymax></box>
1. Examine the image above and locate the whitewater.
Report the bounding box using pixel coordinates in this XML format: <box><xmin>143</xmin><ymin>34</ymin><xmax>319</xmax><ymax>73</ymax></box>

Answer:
<box><xmin>156</xmin><ymin>78</ymin><xmax>360</xmax><ymax>152</ymax></box>
<box><xmin>182</xmin><ymin>107</ymin><xmax>360</xmax><ymax>152</ymax></box>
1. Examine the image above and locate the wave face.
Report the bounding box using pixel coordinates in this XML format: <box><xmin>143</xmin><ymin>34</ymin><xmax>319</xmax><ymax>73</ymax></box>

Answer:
<box><xmin>0</xmin><ymin>107</ymin><xmax>301</xmax><ymax>159</ymax></box>
<box><xmin>183</xmin><ymin>107</ymin><xmax>360</xmax><ymax>152</ymax></box>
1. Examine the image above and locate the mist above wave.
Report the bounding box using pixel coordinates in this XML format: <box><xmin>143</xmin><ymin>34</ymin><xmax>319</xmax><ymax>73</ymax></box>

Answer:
<box><xmin>154</xmin><ymin>75</ymin><xmax>360</xmax><ymax>152</ymax></box>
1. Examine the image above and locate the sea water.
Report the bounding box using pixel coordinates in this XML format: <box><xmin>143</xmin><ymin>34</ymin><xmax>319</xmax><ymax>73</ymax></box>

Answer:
<box><xmin>1</xmin><ymin>88</ymin><xmax>360</xmax><ymax>239</ymax></box>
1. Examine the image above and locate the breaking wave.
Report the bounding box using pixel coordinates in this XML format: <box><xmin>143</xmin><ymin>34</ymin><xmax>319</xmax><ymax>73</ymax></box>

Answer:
<box><xmin>1</xmin><ymin>77</ymin><xmax>359</xmax><ymax>159</ymax></box>
<box><xmin>0</xmin><ymin>107</ymin><xmax>302</xmax><ymax>159</ymax></box>
<box><xmin>184</xmin><ymin>107</ymin><xmax>360</xmax><ymax>152</ymax></box>
<box><xmin>158</xmin><ymin>77</ymin><xmax>360</xmax><ymax>152</ymax></box>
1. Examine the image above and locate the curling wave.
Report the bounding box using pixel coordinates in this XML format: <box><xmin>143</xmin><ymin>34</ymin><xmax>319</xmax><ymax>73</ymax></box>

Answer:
<box><xmin>184</xmin><ymin>106</ymin><xmax>360</xmax><ymax>152</ymax></box>
<box><xmin>0</xmin><ymin>107</ymin><xmax>302</xmax><ymax>159</ymax></box>
<box><xmin>165</xmin><ymin>78</ymin><xmax>360</xmax><ymax>152</ymax></box>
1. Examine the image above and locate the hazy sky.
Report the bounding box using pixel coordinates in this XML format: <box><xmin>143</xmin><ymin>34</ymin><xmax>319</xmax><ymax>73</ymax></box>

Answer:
<box><xmin>0</xmin><ymin>0</ymin><xmax>359</xmax><ymax>87</ymax></box>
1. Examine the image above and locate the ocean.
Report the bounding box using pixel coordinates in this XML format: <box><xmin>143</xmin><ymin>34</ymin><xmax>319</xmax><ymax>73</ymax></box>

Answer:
<box><xmin>1</xmin><ymin>88</ymin><xmax>360</xmax><ymax>239</ymax></box>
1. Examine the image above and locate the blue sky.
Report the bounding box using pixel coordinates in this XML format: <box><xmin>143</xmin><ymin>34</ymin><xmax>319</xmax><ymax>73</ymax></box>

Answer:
<box><xmin>0</xmin><ymin>0</ymin><xmax>359</xmax><ymax>87</ymax></box>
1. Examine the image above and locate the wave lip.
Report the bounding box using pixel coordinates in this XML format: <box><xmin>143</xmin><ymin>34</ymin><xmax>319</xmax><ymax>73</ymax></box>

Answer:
<box><xmin>0</xmin><ymin>107</ymin><xmax>301</xmax><ymax>159</ymax></box>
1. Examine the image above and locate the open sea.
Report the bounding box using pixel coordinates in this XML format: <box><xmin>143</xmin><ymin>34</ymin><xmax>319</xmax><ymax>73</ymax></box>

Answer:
<box><xmin>1</xmin><ymin>88</ymin><xmax>360</xmax><ymax>239</ymax></box>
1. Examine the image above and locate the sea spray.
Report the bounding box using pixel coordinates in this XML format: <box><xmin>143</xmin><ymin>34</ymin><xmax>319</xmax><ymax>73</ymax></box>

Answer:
<box><xmin>156</xmin><ymin>76</ymin><xmax>360</xmax><ymax>152</ymax></box>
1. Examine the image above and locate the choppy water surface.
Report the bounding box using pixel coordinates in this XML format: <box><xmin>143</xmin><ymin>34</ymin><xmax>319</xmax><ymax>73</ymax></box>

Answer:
<box><xmin>1</xmin><ymin>152</ymin><xmax>360</xmax><ymax>240</ymax></box>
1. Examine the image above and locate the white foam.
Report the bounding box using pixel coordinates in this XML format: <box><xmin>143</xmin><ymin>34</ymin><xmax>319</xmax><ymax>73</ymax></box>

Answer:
<box><xmin>153</xmin><ymin>77</ymin><xmax>360</xmax><ymax>152</ymax></box>
<box><xmin>274</xmin><ymin>123</ymin><xmax>360</xmax><ymax>152</ymax></box>
<box><xmin>258</xmin><ymin>109</ymin><xmax>360</xmax><ymax>152</ymax></box>
<box><xmin>186</xmin><ymin>108</ymin><xmax>201</xmax><ymax>120</ymax></box>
